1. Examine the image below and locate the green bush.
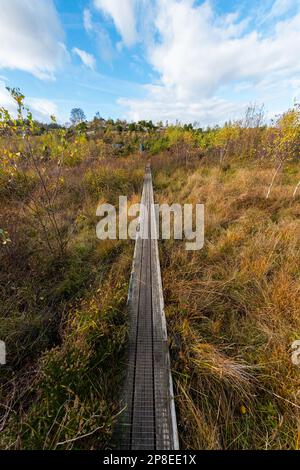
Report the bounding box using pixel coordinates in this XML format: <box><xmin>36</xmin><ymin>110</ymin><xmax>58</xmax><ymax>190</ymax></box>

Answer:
<box><xmin>147</xmin><ymin>137</ymin><xmax>169</xmax><ymax>155</ymax></box>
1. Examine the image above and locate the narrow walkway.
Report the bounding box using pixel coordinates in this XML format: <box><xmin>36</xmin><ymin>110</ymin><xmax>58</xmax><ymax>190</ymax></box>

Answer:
<box><xmin>119</xmin><ymin>165</ymin><xmax>179</xmax><ymax>450</ymax></box>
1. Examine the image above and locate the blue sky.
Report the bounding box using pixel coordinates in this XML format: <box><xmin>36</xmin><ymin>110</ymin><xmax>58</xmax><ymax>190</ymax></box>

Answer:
<box><xmin>0</xmin><ymin>0</ymin><xmax>300</xmax><ymax>125</ymax></box>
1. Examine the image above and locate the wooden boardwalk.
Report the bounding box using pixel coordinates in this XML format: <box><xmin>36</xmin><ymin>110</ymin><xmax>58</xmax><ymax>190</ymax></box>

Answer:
<box><xmin>118</xmin><ymin>165</ymin><xmax>179</xmax><ymax>450</ymax></box>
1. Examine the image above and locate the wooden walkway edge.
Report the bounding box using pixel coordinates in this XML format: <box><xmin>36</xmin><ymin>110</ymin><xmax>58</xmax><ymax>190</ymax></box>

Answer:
<box><xmin>118</xmin><ymin>165</ymin><xmax>179</xmax><ymax>450</ymax></box>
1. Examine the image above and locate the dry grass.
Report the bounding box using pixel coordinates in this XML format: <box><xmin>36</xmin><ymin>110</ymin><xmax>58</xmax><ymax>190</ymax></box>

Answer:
<box><xmin>1</xmin><ymin>115</ymin><xmax>299</xmax><ymax>449</ymax></box>
<box><xmin>153</xmin><ymin>155</ymin><xmax>300</xmax><ymax>449</ymax></box>
<box><xmin>0</xmin><ymin>150</ymin><xmax>144</xmax><ymax>449</ymax></box>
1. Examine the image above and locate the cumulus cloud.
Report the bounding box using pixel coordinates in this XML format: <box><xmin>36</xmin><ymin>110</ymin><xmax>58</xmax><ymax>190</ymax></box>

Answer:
<box><xmin>149</xmin><ymin>0</ymin><xmax>300</xmax><ymax>99</ymax></box>
<box><xmin>73</xmin><ymin>47</ymin><xmax>96</xmax><ymax>70</ymax></box>
<box><xmin>93</xmin><ymin>0</ymin><xmax>138</xmax><ymax>46</ymax></box>
<box><xmin>119</xmin><ymin>0</ymin><xmax>300</xmax><ymax>124</ymax></box>
<box><xmin>0</xmin><ymin>0</ymin><xmax>67</xmax><ymax>80</ymax></box>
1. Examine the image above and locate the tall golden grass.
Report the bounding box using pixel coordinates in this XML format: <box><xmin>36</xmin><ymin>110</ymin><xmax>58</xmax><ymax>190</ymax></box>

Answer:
<box><xmin>154</xmin><ymin>156</ymin><xmax>300</xmax><ymax>449</ymax></box>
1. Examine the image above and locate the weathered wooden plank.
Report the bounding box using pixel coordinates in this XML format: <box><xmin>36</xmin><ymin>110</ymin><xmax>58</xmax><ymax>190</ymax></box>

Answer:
<box><xmin>131</xmin><ymin>178</ymin><xmax>155</xmax><ymax>449</ymax></box>
<box><xmin>119</xmin><ymin>165</ymin><xmax>179</xmax><ymax>450</ymax></box>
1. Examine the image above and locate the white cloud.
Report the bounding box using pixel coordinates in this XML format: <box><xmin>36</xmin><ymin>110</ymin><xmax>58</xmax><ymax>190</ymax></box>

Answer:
<box><xmin>149</xmin><ymin>0</ymin><xmax>300</xmax><ymax>100</ymax></box>
<box><xmin>72</xmin><ymin>47</ymin><xmax>96</xmax><ymax>70</ymax></box>
<box><xmin>268</xmin><ymin>0</ymin><xmax>298</xmax><ymax>18</ymax></box>
<box><xmin>27</xmin><ymin>97</ymin><xmax>59</xmax><ymax>122</ymax></box>
<box><xmin>93</xmin><ymin>0</ymin><xmax>137</xmax><ymax>46</ymax></box>
<box><xmin>83</xmin><ymin>7</ymin><xmax>114</xmax><ymax>64</ymax></box>
<box><xmin>83</xmin><ymin>9</ymin><xmax>93</xmax><ymax>32</ymax></box>
<box><xmin>0</xmin><ymin>0</ymin><xmax>67</xmax><ymax>80</ymax></box>
<box><xmin>0</xmin><ymin>81</ymin><xmax>15</xmax><ymax>113</ymax></box>
<box><xmin>119</xmin><ymin>84</ymin><xmax>246</xmax><ymax>125</ymax></box>
<box><xmin>0</xmin><ymin>80</ymin><xmax>58</xmax><ymax>122</ymax></box>
<box><xmin>119</xmin><ymin>0</ymin><xmax>300</xmax><ymax>124</ymax></box>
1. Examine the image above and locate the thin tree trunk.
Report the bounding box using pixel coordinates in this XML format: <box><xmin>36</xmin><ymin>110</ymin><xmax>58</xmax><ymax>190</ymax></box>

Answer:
<box><xmin>266</xmin><ymin>162</ymin><xmax>282</xmax><ymax>199</ymax></box>
<box><xmin>293</xmin><ymin>180</ymin><xmax>300</xmax><ymax>198</ymax></box>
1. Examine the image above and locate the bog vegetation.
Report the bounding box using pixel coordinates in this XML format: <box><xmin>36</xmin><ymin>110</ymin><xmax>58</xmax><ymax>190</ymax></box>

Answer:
<box><xmin>0</xmin><ymin>89</ymin><xmax>299</xmax><ymax>449</ymax></box>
